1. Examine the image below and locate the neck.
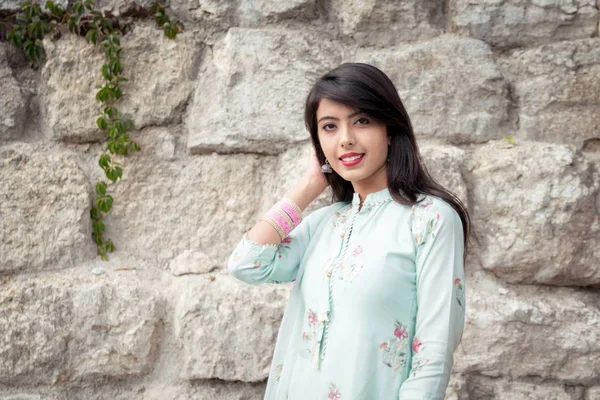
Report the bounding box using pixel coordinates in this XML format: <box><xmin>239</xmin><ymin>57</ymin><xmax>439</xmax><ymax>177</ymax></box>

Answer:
<box><xmin>352</xmin><ymin>162</ymin><xmax>388</xmax><ymax>205</ymax></box>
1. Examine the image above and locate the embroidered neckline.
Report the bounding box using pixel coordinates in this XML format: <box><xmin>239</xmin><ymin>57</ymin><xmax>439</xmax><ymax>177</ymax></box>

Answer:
<box><xmin>351</xmin><ymin>187</ymin><xmax>393</xmax><ymax>210</ymax></box>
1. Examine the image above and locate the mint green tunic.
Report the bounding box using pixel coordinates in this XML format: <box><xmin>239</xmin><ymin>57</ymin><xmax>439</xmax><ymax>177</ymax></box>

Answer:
<box><xmin>227</xmin><ymin>188</ymin><xmax>466</xmax><ymax>399</ymax></box>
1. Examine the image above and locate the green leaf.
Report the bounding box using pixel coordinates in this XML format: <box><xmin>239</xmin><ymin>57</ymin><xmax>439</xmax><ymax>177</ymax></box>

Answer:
<box><xmin>98</xmin><ymin>153</ymin><xmax>111</xmax><ymax>168</ymax></box>
<box><xmin>90</xmin><ymin>206</ymin><xmax>99</xmax><ymax>220</ymax></box>
<box><xmin>101</xmin><ymin>64</ymin><xmax>111</xmax><ymax>80</ymax></box>
<box><xmin>96</xmin><ymin>194</ymin><xmax>113</xmax><ymax>213</ymax></box>
<box><xmin>103</xmin><ymin>239</ymin><xmax>115</xmax><ymax>253</ymax></box>
<box><xmin>106</xmin><ymin>166</ymin><xmax>120</xmax><ymax>182</ymax></box>
<box><xmin>97</xmin><ymin>116</ymin><xmax>108</xmax><ymax>130</ymax></box>
<box><xmin>95</xmin><ymin>181</ymin><xmax>107</xmax><ymax>196</ymax></box>
<box><xmin>92</xmin><ymin>219</ymin><xmax>105</xmax><ymax>235</ymax></box>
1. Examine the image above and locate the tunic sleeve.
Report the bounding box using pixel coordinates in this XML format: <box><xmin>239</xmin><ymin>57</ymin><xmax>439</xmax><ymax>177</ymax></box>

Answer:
<box><xmin>227</xmin><ymin>204</ymin><xmax>332</xmax><ymax>285</ymax></box>
<box><xmin>398</xmin><ymin>199</ymin><xmax>466</xmax><ymax>400</ymax></box>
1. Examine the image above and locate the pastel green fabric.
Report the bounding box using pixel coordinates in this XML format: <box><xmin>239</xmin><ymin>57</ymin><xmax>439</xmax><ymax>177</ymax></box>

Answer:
<box><xmin>227</xmin><ymin>188</ymin><xmax>466</xmax><ymax>400</ymax></box>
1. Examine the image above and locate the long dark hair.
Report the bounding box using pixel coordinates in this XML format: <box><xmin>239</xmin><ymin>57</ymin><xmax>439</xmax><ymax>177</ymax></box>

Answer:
<box><xmin>304</xmin><ymin>62</ymin><xmax>472</xmax><ymax>260</ymax></box>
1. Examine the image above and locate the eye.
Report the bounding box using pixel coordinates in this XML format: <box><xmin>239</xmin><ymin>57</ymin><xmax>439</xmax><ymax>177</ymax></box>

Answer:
<box><xmin>322</xmin><ymin>123</ymin><xmax>336</xmax><ymax>131</ymax></box>
<box><xmin>355</xmin><ymin>117</ymin><xmax>370</xmax><ymax>125</ymax></box>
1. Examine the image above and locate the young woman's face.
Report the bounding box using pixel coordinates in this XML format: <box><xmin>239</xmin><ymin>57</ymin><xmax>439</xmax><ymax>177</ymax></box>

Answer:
<box><xmin>316</xmin><ymin>98</ymin><xmax>390</xmax><ymax>186</ymax></box>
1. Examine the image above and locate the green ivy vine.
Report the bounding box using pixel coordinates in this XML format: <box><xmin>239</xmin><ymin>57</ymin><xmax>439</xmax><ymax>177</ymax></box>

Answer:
<box><xmin>1</xmin><ymin>0</ymin><xmax>184</xmax><ymax>260</ymax></box>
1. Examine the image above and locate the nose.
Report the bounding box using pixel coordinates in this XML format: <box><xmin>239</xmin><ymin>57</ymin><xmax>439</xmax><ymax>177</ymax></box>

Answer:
<box><xmin>339</xmin><ymin>124</ymin><xmax>355</xmax><ymax>148</ymax></box>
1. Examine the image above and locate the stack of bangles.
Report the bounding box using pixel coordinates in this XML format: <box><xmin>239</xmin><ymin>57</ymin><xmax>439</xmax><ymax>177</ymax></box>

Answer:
<box><xmin>259</xmin><ymin>198</ymin><xmax>304</xmax><ymax>241</ymax></box>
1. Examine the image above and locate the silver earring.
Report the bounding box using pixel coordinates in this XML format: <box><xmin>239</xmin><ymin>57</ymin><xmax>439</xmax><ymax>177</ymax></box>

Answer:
<box><xmin>321</xmin><ymin>159</ymin><xmax>333</xmax><ymax>174</ymax></box>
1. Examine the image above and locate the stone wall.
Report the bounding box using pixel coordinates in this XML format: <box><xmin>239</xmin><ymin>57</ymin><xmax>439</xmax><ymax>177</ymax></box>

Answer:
<box><xmin>0</xmin><ymin>0</ymin><xmax>599</xmax><ymax>399</ymax></box>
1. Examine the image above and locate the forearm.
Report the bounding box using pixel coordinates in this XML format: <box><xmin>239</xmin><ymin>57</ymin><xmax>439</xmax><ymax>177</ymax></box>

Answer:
<box><xmin>246</xmin><ymin>175</ymin><xmax>326</xmax><ymax>245</ymax></box>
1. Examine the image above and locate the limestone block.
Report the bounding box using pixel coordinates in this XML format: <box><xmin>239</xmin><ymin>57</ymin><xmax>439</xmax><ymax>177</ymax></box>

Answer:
<box><xmin>174</xmin><ymin>274</ymin><xmax>289</xmax><ymax>381</ymax></box>
<box><xmin>498</xmin><ymin>38</ymin><xmax>600</xmax><ymax>148</ymax></box>
<box><xmin>88</xmin><ymin>127</ymin><xmax>274</xmax><ymax>265</ymax></box>
<box><xmin>355</xmin><ymin>35</ymin><xmax>512</xmax><ymax>144</ymax></box>
<box><xmin>449</xmin><ymin>0</ymin><xmax>598</xmax><ymax>48</ymax></box>
<box><xmin>449</xmin><ymin>374</ymin><xmax>579</xmax><ymax>399</ymax></box>
<box><xmin>166</xmin><ymin>0</ymin><xmax>317</xmax><ymax>27</ymax></box>
<box><xmin>238</xmin><ymin>0</ymin><xmax>318</xmax><ymax>25</ymax></box>
<box><xmin>454</xmin><ymin>275</ymin><xmax>600</xmax><ymax>385</ymax></box>
<box><xmin>419</xmin><ymin>143</ymin><xmax>468</xmax><ymax>205</ymax></box>
<box><xmin>0</xmin><ymin>0</ymin><xmax>67</xmax><ymax>11</ymax></box>
<box><xmin>465</xmin><ymin>139</ymin><xmax>600</xmax><ymax>286</ymax></box>
<box><xmin>40</xmin><ymin>23</ymin><xmax>199</xmax><ymax>143</ymax></box>
<box><xmin>186</xmin><ymin>28</ymin><xmax>343</xmax><ymax>155</ymax></box>
<box><xmin>0</xmin><ymin>271</ymin><xmax>163</xmax><ymax>384</ymax></box>
<box><xmin>585</xmin><ymin>387</ymin><xmax>600</xmax><ymax>400</ymax></box>
<box><xmin>0</xmin><ymin>44</ymin><xmax>27</xmax><ymax>141</ymax></box>
<box><xmin>0</xmin><ymin>142</ymin><xmax>95</xmax><ymax>273</ymax></box>
<box><xmin>330</xmin><ymin>0</ymin><xmax>443</xmax><ymax>46</ymax></box>
<box><xmin>169</xmin><ymin>249</ymin><xmax>218</xmax><ymax>276</ymax></box>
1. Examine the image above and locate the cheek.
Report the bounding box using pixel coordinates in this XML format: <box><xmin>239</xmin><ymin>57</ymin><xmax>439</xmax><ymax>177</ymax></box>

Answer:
<box><xmin>318</xmin><ymin>136</ymin><xmax>336</xmax><ymax>159</ymax></box>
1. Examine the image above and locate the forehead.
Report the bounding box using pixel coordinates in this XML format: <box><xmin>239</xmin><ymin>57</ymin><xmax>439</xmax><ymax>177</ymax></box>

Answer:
<box><xmin>316</xmin><ymin>98</ymin><xmax>358</xmax><ymax>118</ymax></box>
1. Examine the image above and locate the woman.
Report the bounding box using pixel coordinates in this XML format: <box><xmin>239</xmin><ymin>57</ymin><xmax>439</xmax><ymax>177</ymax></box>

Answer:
<box><xmin>227</xmin><ymin>63</ymin><xmax>470</xmax><ymax>399</ymax></box>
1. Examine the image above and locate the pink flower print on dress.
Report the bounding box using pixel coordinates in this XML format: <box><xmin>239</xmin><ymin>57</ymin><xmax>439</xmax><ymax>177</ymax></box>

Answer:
<box><xmin>380</xmin><ymin>320</ymin><xmax>409</xmax><ymax>375</ymax></box>
<box><xmin>351</xmin><ymin>245</ymin><xmax>364</xmax><ymax>257</ymax></box>
<box><xmin>412</xmin><ymin>337</ymin><xmax>423</xmax><ymax>353</ymax></box>
<box><xmin>328</xmin><ymin>383</ymin><xmax>341</xmax><ymax>399</ymax></box>
<box><xmin>308</xmin><ymin>310</ymin><xmax>318</xmax><ymax>325</ymax></box>
<box><xmin>281</xmin><ymin>236</ymin><xmax>292</xmax><ymax>244</ymax></box>
<box><xmin>253</xmin><ymin>261</ymin><xmax>262</xmax><ymax>268</ymax></box>
<box><xmin>394</xmin><ymin>323</ymin><xmax>408</xmax><ymax>340</ymax></box>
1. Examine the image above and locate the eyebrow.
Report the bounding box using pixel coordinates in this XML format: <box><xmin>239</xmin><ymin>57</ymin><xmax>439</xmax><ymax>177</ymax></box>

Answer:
<box><xmin>317</xmin><ymin>110</ymin><xmax>363</xmax><ymax>123</ymax></box>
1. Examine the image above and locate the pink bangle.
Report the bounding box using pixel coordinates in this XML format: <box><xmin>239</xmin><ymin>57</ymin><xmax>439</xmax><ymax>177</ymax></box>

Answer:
<box><xmin>266</xmin><ymin>209</ymin><xmax>292</xmax><ymax>236</ymax></box>
<box><xmin>279</xmin><ymin>201</ymin><xmax>302</xmax><ymax>226</ymax></box>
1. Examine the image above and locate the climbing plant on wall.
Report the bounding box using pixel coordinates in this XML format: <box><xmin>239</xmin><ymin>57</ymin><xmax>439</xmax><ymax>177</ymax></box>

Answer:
<box><xmin>0</xmin><ymin>0</ymin><xmax>184</xmax><ymax>260</ymax></box>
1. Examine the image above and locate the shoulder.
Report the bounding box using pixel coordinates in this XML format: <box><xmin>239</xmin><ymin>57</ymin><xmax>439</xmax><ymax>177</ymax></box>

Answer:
<box><xmin>409</xmin><ymin>195</ymin><xmax>461</xmax><ymax>245</ymax></box>
<box><xmin>411</xmin><ymin>194</ymin><xmax>459</xmax><ymax>221</ymax></box>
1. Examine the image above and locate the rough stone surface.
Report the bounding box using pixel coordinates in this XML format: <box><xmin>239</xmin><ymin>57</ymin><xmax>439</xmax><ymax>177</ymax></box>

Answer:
<box><xmin>447</xmin><ymin>374</ymin><xmax>581</xmax><ymax>399</ymax></box>
<box><xmin>169</xmin><ymin>249</ymin><xmax>218</xmax><ymax>276</ymax></box>
<box><xmin>0</xmin><ymin>142</ymin><xmax>95</xmax><ymax>273</ymax></box>
<box><xmin>0</xmin><ymin>0</ymin><xmax>67</xmax><ymax>11</ymax></box>
<box><xmin>0</xmin><ymin>271</ymin><xmax>164</xmax><ymax>385</ymax></box>
<box><xmin>330</xmin><ymin>0</ymin><xmax>443</xmax><ymax>46</ymax></box>
<box><xmin>355</xmin><ymin>36</ymin><xmax>513</xmax><ymax>144</ymax></box>
<box><xmin>465</xmin><ymin>139</ymin><xmax>600</xmax><ymax>286</ymax></box>
<box><xmin>174</xmin><ymin>274</ymin><xmax>290</xmax><ymax>381</ymax></box>
<box><xmin>454</xmin><ymin>274</ymin><xmax>600</xmax><ymax>385</ymax></box>
<box><xmin>0</xmin><ymin>380</ymin><xmax>266</xmax><ymax>399</ymax></box>
<box><xmin>450</xmin><ymin>0</ymin><xmax>598</xmax><ymax>48</ymax></box>
<box><xmin>40</xmin><ymin>23</ymin><xmax>199</xmax><ymax>143</ymax></box>
<box><xmin>0</xmin><ymin>45</ymin><xmax>27</xmax><ymax>141</ymax></box>
<box><xmin>186</xmin><ymin>28</ymin><xmax>343</xmax><ymax>155</ymax></box>
<box><xmin>75</xmin><ymin>127</ymin><xmax>276</xmax><ymax>265</ymax></box>
<box><xmin>498</xmin><ymin>38</ymin><xmax>600</xmax><ymax>148</ymax></box>
<box><xmin>2</xmin><ymin>0</ymin><xmax>600</xmax><ymax>397</ymax></box>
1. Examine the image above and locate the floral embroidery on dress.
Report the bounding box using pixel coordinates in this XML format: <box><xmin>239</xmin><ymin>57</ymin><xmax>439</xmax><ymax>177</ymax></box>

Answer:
<box><xmin>337</xmin><ymin>245</ymin><xmax>365</xmax><ymax>282</ymax></box>
<box><xmin>276</xmin><ymin>236</ymin><xmax>292</xmax><ymax>259</ymax></box>
<box><xmin>409</xmin><ymin>355</ymin><xmax>429</xmax><ymax>378</ymax></box>
<box><xmin>379</xmin><ymin>321</ymin><xmax>409</xmax><ymax>375</ymax></box>
<box><xmin>271</xmin><ymin>363</ymin><xmax>283</xmax><ymax>382</ymax></box>
<box><xmin>338</xmin><ymin>262</ymin><xmax>364</xmax><ymax>282</ymax></box>
<box><xmin>454</xmin><ymin>277</ymin><xmax>465</xmax><ymax>308</ymax></box>
<box><xmin>253</xmin><ymin>260</ymin><xmax>262</xmax><ymax>268</ymax></box>
<box><xmin>331</xmin><ymin>205</ymin><xmax>353</xmax><ymax>237</ymax></box>
<box><xmin>409</xmin><ymin>336</ymin><xmax>430</xmax><ymax>378</ymax></box>
<box><xmin>301</xmin><ymin>308</ymin><xmax>324</xmax><ymax>359</ymax></box>
<box><xmin>410</xmin><ymin>196</ymin><xmax>440</xmax><ymax>247</ymax></box>
<box><xmin>327</xmin><ymin>382</ymin><xmax>341</xmax><ymax>399</ymax></box>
